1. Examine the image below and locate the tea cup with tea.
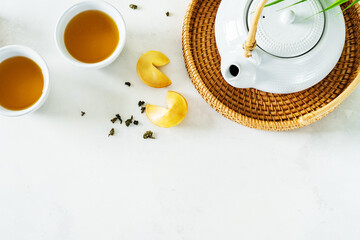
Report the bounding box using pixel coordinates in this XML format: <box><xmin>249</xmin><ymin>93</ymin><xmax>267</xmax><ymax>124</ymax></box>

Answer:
<box><xmin>55</xmin><ymin>1</ymin><xmax>126</xmax><ymax>69</ymax></box>
<box><xmin>0</xmin><ymin>45</ymin><xmax>50</xmax><ymax>117</ymax></box>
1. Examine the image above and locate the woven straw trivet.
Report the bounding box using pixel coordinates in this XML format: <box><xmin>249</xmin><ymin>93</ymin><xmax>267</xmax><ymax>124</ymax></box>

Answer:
<box><xmin>182</xmin><ymin>0</ymin><xmax>360</xmax><ymax>131</ymax></box>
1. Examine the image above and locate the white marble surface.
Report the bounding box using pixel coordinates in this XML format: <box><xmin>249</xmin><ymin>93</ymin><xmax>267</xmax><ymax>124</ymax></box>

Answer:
<box><xmin>1</xmin><ymin>0</ymin><xmax>360</xmax><ymax>239</ymax></box>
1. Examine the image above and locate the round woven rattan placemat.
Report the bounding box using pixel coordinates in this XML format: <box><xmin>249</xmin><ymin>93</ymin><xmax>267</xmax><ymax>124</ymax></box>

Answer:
<box><xmin>182</xmin><ymin>0</ymin><xmax>360</xmax><ymax>131</ymax></box>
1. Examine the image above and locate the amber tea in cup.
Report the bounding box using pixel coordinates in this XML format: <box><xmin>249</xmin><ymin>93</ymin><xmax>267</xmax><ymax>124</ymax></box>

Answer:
<box><xmin>0</xmin><ymin>56</ymin><xmax>44</xmax><ymax>111</ymax></box>
<box><xmin>64</xmin><ymin>10</ymin><xmax>120</xmax><ymax>63</ymax></box>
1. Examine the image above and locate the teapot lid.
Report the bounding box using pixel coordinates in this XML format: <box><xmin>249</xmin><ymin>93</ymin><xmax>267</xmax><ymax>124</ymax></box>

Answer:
<box><xmin>247</xmin><ymin>0</ymin><xmax>325</xmax><ymax>58</ymax></box>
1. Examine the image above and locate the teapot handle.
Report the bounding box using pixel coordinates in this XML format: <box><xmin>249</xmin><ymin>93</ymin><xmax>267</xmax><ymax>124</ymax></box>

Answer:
<box><xmin>243</xmin><ymin>0</ymin><xmax>268</xmax><ymax>58</ymax></box>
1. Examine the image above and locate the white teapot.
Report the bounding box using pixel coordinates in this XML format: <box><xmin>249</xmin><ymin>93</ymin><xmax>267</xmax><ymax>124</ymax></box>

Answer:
<box><xmin>215</xmin><ymin>0</ymin><xmax>346</xmax><ymax>93</ymax></box>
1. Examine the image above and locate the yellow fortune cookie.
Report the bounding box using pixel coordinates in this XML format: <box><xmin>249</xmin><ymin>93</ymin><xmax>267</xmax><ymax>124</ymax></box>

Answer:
<box><xmin>136</xmin><ymin>51</ymin><xmax>171</xmax><ymax>88</ymax></box>
<box><xmin>146</xmin><ymin>91</ymin><xmax>188</xmax><ymax>128</ymax></box>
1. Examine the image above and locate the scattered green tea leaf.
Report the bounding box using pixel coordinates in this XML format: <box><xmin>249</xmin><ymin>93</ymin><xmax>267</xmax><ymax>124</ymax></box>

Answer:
<box><xmin>125</xmin><ymin>115</ymin><xmax>134</xmax><ymax>127</ymax></box>
<box><xmin>81</xmin><ymin>111</ymin><xmax>86</xmax><ymax>116</ymax></box>
<box><xmin>143</xmin><ymin>131</ymin><xmax>155</xmax><ymax>139</ymax></box>
<box><xmin>134</xmin><ymin>120</ymin><xmax>139</xmax><ymax>125</ymax></box>
<box><xmin>116</xmin><ymin>114</ymin><xmax>123</xmax><ymax>124</ymax></box>
<box><xmin>125</xmin><ymin>82</ymin><xmax>131</xmax><ymax>87</ymax></box>
<box><xmin>141</xmin><ymin>107</ymin><xmax>146</xmax><ymax>114</ymax></box>
<box><xmin>108</xmin><ymin>128</ymin><xmax>115</xmax><ymax>137</ymax></box>
<box><xmin>138</xmin><ymin>101</ymin><xmax>145</xmax><ymax>107</ymax></box>
<box><xmin>166</xmin><ymin>11</ymin><xmax>170</xmax><ymax>16</ymax></box>
<box><xmin>129</xmin><ymin>4</ymin><xmax>138</xmax><ymax>9</ymax></box>
<box><xmin>111</xmin><ymin>117</ymin><xmax>117</xmax><ymax>123</ymax></box>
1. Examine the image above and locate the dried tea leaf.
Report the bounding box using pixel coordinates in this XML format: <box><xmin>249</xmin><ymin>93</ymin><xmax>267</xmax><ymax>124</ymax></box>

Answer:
<box><xmin>134</xmin><ymin>120</ymin><xmax>139</xmax><ymax>125</ymax></box>
<box><xmin>116</xmin><ymin>114</ymin><xmax>123</xmax><ymax>124</ymax></box>
<box><xmin>141</xmin><ymin>107</ymin><xmax>146</xmax><ymax>114</ymax></box>
<box><xmin>81</xmin><ymin>111</ymin><xmax>86</xmax><ymax>116</ymax></box>
<box><xmin>125</xmin><ymin>115</ymin><xmax>134</xmax><ymax>127</ymax></box>
<box><xmin>166</xmin><ymin>11</ymin><xmax>170</xmax><ymax>16</ymax></box>
<box><xmin>125</xmin><ymin>82</ymin><xmax>131</xmax><ymax>87</ymax></box>
<box><xmin>111</xmin><ymin>117</ymin><xmax>117</xmax><ymax>123</ymax></box>
<box><xmin>138</xmin><ymin>101</ymin><xmax>145</xmax><ymax>107</ymax></box>
<box><xmin>129</xmin><ymin>4</ymin><xmax>138</xmax><ymax>9</ymax></box>
<box><xmin>108</xmin><ymin>128</ymin><xmax>115</xmax><ymax>137</ymax></box>
<box><xmin>143</xmin><ymin>131</ymin><xmax>155</xmax><ymax>139</ymax></box>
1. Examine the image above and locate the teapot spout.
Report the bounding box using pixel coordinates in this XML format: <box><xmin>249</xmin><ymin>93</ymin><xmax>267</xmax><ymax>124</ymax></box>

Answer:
<box><xmin>221</xmin><ymin>54</ymin><xmax>258</xmax><ymax>88</ymax></box>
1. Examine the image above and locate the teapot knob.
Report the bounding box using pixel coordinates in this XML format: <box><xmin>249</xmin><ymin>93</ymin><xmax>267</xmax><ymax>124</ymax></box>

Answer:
<box><xmin>281</xmin><ymin>10</ymin><xmax>296</xmax><ymax>24</ymax></box>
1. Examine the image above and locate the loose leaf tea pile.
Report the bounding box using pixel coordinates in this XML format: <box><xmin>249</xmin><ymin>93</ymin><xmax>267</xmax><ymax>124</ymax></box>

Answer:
<box><xmin>106</xmin><ymin>112</ymin><xmax>146</xmax><ymax>137</ymax></box>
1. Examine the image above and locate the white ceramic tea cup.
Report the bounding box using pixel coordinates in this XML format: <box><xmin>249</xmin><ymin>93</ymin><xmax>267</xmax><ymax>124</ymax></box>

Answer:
<box><xmin>0</xmin><ymin>45</ymin><xmax>50</xmax><ymax>117</ymax></box>
<box><xmin>55</xmin><ymin>0</ymin><xmax>126</xmax><ymax>69</ymax></box>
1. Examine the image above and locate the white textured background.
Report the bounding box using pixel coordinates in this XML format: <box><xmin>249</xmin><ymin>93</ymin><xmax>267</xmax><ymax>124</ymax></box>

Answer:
<box><xmin>1</xmin><ymin>0</ymin><xmax>360</xmax><ymax>239</ymax></box>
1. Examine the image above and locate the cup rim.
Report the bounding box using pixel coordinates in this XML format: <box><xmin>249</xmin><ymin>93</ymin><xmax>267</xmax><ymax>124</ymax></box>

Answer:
<box><xmin>55</xmin><ymin>0</ymin><xmax>126</xmax><ymax>69</ymax></box>
<box><xmin>0</xmin><ymin>45</ymin><xmax>50</xmax><ymax>117</ymax></box>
